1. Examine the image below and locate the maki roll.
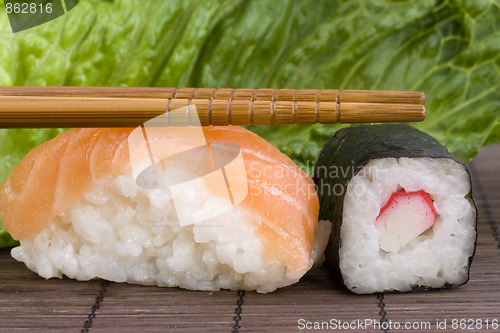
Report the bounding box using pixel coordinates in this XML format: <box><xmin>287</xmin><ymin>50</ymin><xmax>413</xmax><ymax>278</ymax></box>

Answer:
<box><xmin>314</xmin><ymin>124</ymin><xmax>477</xmax><ymax>294</ymax></box>
<box><xmin>0</xmin><ymin>126</ymin><xmax>330</xmax><ymax>293</ymax></box>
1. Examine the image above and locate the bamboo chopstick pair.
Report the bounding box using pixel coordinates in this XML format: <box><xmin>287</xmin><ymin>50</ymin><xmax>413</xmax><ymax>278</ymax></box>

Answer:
<box><xmin>0</xmin><ymin>87</ymin><xmax>426</xmax><ymax>128</ymax></box>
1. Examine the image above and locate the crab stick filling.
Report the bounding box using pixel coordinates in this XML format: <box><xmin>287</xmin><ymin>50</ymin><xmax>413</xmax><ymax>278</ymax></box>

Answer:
<box><xmin>375</xmin><ymin>190</ymin><xmax>436</xmax><ymax>252</ymax></box>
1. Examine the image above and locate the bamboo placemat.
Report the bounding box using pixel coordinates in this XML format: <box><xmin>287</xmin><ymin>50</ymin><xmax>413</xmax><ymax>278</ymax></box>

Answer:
<box><xmin>1</xmin><ymin>143</ymin><xmax>499</xmax><ymax>333</ymax></box>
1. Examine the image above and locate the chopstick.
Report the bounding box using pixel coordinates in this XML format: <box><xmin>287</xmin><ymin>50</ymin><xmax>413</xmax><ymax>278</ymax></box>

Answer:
<box><xmin>0</xmin><ymin>87</ymin><xmax>426</xmax><ymax>128</ymax></box>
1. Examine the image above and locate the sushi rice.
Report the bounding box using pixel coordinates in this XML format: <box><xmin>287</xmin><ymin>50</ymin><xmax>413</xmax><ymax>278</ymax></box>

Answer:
<box><xmin>340</xmin><ymin>157</ymin><xmax>476</xmax><ymax>293</ymax></box>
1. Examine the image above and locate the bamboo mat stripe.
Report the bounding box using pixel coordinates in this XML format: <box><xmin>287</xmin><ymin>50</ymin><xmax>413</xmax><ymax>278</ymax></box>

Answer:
<box><xmin>470</xmin><ymin>162</ymin><xmax>500</xmax><ymax>249</ymax></box>
<box><xmin>76</xmin><ymin>284</ymin><xmax>245</xmax><ymax>332</ymax></box>
<box><xmin>1</xmin><ymin>143</ymin><xmax>500</xmax><ymax>333</ymax></box>
<box><xmin>81</xmin><ymin>281</ymin><xmax>109</xmax><ymax>333</ymax></box>
<box><xmin>232</xmin><ymin>290</ymin><xmax>245</xmax><ymax>333</ymax></box>
<box><xmin>376</xmin><ymin>293</ymin><xmax>389</xmax><ymax>333</ymax></box>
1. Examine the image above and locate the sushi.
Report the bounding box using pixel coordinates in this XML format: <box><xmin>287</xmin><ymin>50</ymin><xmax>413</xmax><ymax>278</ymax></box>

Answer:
<box><xmin>313</xmin><ymin>124</ymin><xmax>477</xmax><ymax>294</ymax></box>
<box><xmin>0</xmin><ymin>126</ymin><xmax>330</xmax><ymax>293</ymax></box>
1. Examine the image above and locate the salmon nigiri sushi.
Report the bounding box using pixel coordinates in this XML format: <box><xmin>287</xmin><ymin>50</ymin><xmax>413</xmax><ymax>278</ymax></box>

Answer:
<box><xmin>0</xmin><ymin>126</ymin><xmax>330</xmax><ymax>293</ymax></box>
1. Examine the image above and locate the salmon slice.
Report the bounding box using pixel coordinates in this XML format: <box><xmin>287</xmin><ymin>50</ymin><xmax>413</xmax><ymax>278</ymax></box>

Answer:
<box><xmin>0</xmin><ymin>126</ymin><xmax>319</xmax><ymax>274</ymax></box>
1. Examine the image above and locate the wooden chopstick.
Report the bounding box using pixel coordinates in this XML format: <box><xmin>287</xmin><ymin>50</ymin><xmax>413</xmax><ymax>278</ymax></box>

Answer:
<box><xmin>0</xmin><ymin>87</ymin><xmax>426</xmax><ymax>103</ymax></box>
<box><xmin>0</xmin><ymin>87</ymin><xmax>425</xmax><ymax>128</ymax></box>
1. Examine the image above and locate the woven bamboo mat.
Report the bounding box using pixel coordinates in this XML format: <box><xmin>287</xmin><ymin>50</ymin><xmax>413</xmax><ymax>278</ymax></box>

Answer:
<box><xmin>1</xmin><ymin>143</ymin><xmax>499</xmax><ymax>333</ymax></box>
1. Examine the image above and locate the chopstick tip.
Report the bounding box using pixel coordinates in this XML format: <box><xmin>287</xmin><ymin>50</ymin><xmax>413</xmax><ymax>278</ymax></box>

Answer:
<box><xmin>420</xmin><ymin>92</ymin><xmax>426</xmax><ymax>105</ymax></box>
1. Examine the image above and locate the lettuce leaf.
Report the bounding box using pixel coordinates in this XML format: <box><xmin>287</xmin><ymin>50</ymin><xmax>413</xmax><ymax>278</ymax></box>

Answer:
<box><xmin>0</xmin><ymin>0</ymin><xmax>499</xmax><ymax>247</ymax></box>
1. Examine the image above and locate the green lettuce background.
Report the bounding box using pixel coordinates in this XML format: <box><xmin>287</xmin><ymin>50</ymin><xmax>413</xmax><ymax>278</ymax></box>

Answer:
<box><xmin>0</xmin><ymin>0</ymin><xmax>499</xmax><ymax>247</ymax></box>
